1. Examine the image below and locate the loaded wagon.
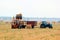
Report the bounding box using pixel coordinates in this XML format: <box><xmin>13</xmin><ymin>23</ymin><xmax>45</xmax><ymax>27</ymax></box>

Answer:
<box><xmin>11</xmin><ymin>20</ymin><xmax>37</xmax><ymax>29</ymax></box>
<box><xmin>11</xmin><ymin>13</ymin><xmax>37</xmax><ymax>29</ymax></box>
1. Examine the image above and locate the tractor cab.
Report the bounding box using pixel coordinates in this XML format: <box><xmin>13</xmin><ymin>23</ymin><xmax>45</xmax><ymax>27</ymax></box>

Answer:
<box><xmin>40</xmin><ymin>21</ymin><xmax>53</xmax><ymax>28</ymax></box>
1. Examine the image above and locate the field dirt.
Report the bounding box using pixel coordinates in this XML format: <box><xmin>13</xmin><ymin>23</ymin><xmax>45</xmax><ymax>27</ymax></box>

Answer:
<box><xmin>0</xmin><ymin>22</ymin><xmax>60</xmax><ymax>40</ymax></box>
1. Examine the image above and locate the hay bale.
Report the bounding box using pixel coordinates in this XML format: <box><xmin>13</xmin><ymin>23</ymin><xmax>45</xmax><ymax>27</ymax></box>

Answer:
<box><xmin>16</xmin><ymin>13</ymin><xmax>22</xmax><ymax>19</ymax></box>
<box><xmin>26</xmin><ymin>24</ymin><xmax>32</xmax><ymax>29</ymax></box>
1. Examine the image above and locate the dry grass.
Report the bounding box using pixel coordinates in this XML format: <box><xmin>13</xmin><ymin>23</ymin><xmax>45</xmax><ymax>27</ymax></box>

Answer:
<box><xmin>0</xmin><ymin>22</ymin><xmax>60</xmax><ymax>40</ymax></box>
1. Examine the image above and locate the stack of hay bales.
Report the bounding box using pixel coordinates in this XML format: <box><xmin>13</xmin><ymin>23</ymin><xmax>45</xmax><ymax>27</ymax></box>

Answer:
<box><xmin>16</xmin><ymin>13</ymin><xmax>22</xmax><ymax>19</ymax></box>
<box><xmin>36</xmin><ymin>21</ymin><xmax>41</xmax><ymax>28</ymax></box>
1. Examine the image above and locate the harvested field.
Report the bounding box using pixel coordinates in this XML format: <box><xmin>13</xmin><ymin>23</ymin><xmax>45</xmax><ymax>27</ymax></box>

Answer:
<box><xmin>0</xmin><ymin>22</ymin><xmax>60</xmax><ymax>40</ymax></box>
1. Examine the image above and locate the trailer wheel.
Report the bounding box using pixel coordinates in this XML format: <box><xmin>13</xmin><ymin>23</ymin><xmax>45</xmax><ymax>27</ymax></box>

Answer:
<box><xmin>32</xmin><ymin>25</ymin><xmax>34</xmax><ymax>29</ymax></box>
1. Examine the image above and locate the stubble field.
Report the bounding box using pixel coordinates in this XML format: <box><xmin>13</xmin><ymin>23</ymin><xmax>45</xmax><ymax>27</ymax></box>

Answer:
<box><xmin>0</xmin><ymin>22</ymin><xmax>60</xmax><ymax>40</ymax></box>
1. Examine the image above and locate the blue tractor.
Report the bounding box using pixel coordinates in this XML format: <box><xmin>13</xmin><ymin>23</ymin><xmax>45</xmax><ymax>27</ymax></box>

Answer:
<box><xmin>40</xmin><ymin>21</ymin><xmax>53</xmax><ymax>28</ymax></box>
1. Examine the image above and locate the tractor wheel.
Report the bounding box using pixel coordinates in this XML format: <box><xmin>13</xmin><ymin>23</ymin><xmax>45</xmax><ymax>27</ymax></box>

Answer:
<box><xmin>49</xmin><ymin>25</ymin><xmax>53</xmax><ymax>29</ymax></box>
<box><xmin>22</xmin><ymin>25</ymin><xmax>26</xmax><ymax>28</ymax></box>
<box><xmin>40</xmin><ymin>24</ymin><xmax>45</xmax><ymax>28</ymax></box>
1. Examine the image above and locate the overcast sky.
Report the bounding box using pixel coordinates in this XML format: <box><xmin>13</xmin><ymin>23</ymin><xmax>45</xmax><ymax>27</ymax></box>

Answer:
<box><xmin>0</xmin><ymin>0</ymin><xmax>60</xmax><ymax>18</ymax></box>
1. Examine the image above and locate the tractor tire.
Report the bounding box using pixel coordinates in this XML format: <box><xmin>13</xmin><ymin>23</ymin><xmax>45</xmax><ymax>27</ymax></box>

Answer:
<box><xmin>40</xmin><ymin>24</ymin><xmax>46</xmax><ymax>28</ymax></box>
<box><xmin>49</xmin><ymin>25</ymin><xmax>53</xmax><ymax>29</ymax></box>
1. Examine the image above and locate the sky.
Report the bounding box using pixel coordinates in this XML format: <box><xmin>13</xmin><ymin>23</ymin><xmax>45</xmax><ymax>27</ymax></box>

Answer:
<box><xmin>0</xmin><ymin>0</ymin><xmax>60</xmax><ymax>18</ymax></box>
